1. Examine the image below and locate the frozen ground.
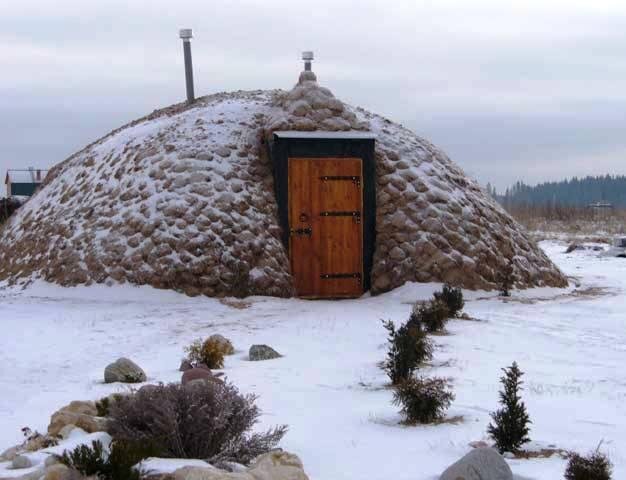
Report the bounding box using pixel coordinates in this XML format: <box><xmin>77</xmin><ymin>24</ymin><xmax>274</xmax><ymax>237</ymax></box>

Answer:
<box><xmin>1</xmin><ymin>240</ymin><xmax>625</xmax><ymax>480</ymax></box>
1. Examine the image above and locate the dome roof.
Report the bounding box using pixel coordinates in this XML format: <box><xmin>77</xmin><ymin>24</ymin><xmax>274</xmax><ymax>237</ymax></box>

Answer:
<box><xmin>0</xmin><ymin>73</ymin><xmax>567</xmax><ymax>296</ymax></box>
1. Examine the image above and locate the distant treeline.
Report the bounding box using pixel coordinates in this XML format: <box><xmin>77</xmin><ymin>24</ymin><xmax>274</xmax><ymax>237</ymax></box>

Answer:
<box><xmin>487</xmin><ymin>175</ymin><xmax>626</xmax><ymax>208</ymax></box>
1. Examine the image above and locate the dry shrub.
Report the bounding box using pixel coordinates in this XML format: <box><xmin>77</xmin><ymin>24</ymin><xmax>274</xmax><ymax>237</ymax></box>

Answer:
<box><xmin>565</xmin><ymin>450</ymin><xmax>612</xmax><ymax>480</ymax></box>
<box><xmin>185</xmin><ymin>337</ymin><xmax>229</xmax><ymax>369</ymax></box>
<box><xmin>392</xmin><ymin>377</ymin><xmax>454</xmax><ymax>424</ymax></box>
<box><xmin>108</xmin><ymin>381</ymin><xmax>287</xmax><ymax>465</ymax></box>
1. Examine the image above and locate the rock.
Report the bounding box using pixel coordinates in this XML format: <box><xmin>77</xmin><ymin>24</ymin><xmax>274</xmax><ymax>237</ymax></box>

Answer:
<box><xmin>439</xmin><ymin>448</ymin><xmax>513</xmax><ymax>480</ymax></box>
<box><xmin>208</xmin><ymin>334</ymin><xmax>235</xmax><ymax>355</ymax></box>
<box><xmin>249</xmin><ymin>344</ymin><xmax>282</xmax><ymax>361</ymax></box>
<box><xmin>11</xmin><ymin>455</ymin><xmax>32</xmax><ymax>469</ymax></box>
<box><xmin>43</xmin><ymin>464</ymin><xmax>71</xmax><ymax>480</ymax></box>
<box><xmin>565</xmin><ymin>242</ymin><xmax>583</xmax><ymax>253</ymax></box>
<box><xmin>0</xmin><ymin>445</ymin><xmax>20</xmax><ymax>462</ymax></box>
<box><xmin>61</xmin><ymin>401</ymin><xmax>97</xmax><ymax>416</ymax></box>
<box><xmin>48</xmin><ymin>401</ymin><xmax>108</xmax><ymax>436</ymax></box>
<box><xmin>468</xmin><ymin>440</ymin><xmax>489</xmax><ymax>449</ymax></box>
<box><xmin>172</xmin><ymin>466</ymin><xmax>240</xmax><ymax>480</ymax></box>
<box><xmin>58</xmin><ymin>424</ymin><xmax>77</xmax><ymax>439</ymax></box>
<box><xmin>171</xmin><ymin>450</ymin><xmax>308</xmax><ymax>480</ymax></box>
<box><xmin>181</xmin><ymin>368</ymin><xmax>220</xmax><ymax>385</ymax></box>
<box><xmin>44</xmin><ymin>455</ymin><xmax>60</xmax><ymax>467</ymax></box>
<box><xmin>23</xmin><ymin>432</ymin><xmax>58</xmax><ymax>452</ymax></box>
<box><xmin>218</xmin><ymin>462</ymin><xmax>247</xmax><ymax>473</ymax></box>
<box><xmin>4</xmin><ymin>467</ymin><xmax>46</xmax><ymax>480</ymax></box>
<box><xmin>179</xmin><ymin>359</ymin><xmax>193</xmax><ymax>372</ymax></box>
<box><xmin>104</xmin><ymin>357</ymin><xmax>146</xmax><ymax>383</ymax></box>
<box><xmin>248</xmin><ymin>450</ymin><xmax>309</xmax><ymax>480</ymax></box>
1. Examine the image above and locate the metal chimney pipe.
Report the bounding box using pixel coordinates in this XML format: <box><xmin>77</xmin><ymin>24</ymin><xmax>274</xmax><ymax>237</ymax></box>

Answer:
<box><xmin>302</xmin><ymin>51</ymin><xmax>314</xmax><ymax>71</ymax></box>
<box><xmin>179</xmin><ymin>28</ymin><xmax>195</xmax><ymax>103</ymax></box>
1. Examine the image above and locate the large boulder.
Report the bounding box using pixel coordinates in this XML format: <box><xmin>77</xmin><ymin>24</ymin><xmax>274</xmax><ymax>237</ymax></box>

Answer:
<box><xmin>0</xmin><ymin>69</ymin><xmax>567</xmax><ymax>296</ymax></box>
<box><xmin>249</xmin><ymin>345</ymin><xmax>281</xmax><ymax>361</ymax></box>
<box><xmin>11</xmin><ymin>455</ymin><xmax>33</xmax><ymax>469</ymax></box>
<box><xmin>104</xmin><ymin>357</ymin><xmax>146</xmax><ymax>383</ymax></box>
<box><xmin>439</xmin><ymin>448</ymin><xmax>513</xmax><ymax>480</ymax></box>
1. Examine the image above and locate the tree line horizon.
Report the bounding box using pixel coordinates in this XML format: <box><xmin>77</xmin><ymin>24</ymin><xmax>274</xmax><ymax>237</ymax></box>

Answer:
<box><xmin>486</xmin><ymin>174</ymin><xmax>626</xmax><ymax>208</ymax></box>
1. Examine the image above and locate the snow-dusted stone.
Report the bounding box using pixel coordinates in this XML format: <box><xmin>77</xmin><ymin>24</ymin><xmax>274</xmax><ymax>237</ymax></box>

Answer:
<box><xmin>104</xmin><ymin>357</ymin><xmax>146</xmax><ymax>384</ymax></box>
<box><xmin>47</xmin><ymin>401</ymin><xmax>107</xmax><ymax>437</ymax></box>
<box><xmin>4</xmin><ymin>467</ymin><xmax>46</xmax><ymax>480</ymax></box>
<box><xmin>11</xmin><ymin>455</ymin><xmax>32</xmax><ymax>469</ymax></box>
<box><xmin>170</xmin><ymin>450</ymin><xmax>308</xmax><ymax>480</ymax></box>
<box><xmin>439</xmin><ymin>447</ymin><xmax>513</xmax><ymax>480</ymax></box>
<box><xmin>179</xmin><ymin>359</ymin><xmax>193</xmax><ymax>372</ymax></box>
<box><xmin>0</xmin><ymin>68</ymin><xmax>567</xmax><ymax>295</ymax></box>
<box><xmin>181</xmin><ymin>368</ymin><xmax>220</xmax><ymax>386</ymax></box>
<box><xmin>58</xmin><ymin>425</ymin><xmax>77</xmax><ymax>440</ymax></box>
<box><xmin>0</xmin><ymin>445</ymin><xmax>20</xmax><ymax>462</ymax></box>
<box><xmin>218</xmin><ymin>462</ymin><xmax>247</xmax><ymax>473</ymax></box>
<box><xmin>249</xmin><ymin>345</ymin><xmax>282</xmax><ymax>361</ymax></box>
<box><xmin>44</xmin><ymin>455</ymin><xmax>60</xmax><ymax>467</ymax></box>
<box><xmin>247</xmin><ymin>450</ymin><xmax>308</xmax><ymax>480</ymax></box>
<box><xmin>43</xmin><ymin>463</ymin><xmax>70</xmax><ymax>480</ymax></box>
<box><xmin>208</xmin><ymin>334</ymin><xmax>235</xmax><ymax>355</ymax></box>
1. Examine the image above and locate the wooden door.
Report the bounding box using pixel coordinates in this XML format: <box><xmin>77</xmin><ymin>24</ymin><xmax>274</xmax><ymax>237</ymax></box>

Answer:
<box><xmin>288</xmin><ymin>157</ymin><xmax>363</xmax><ymax>298</ymax></box>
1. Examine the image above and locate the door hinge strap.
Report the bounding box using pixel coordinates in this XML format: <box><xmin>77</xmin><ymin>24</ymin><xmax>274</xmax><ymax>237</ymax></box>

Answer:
<box><xmin>320</xmin><ymin>175</ymin><xmax>361</xmax><ymax>187</ymax></box>
<box><xmin>320</xmin><ymin>211</ymin><xmax>361</xmax><ymax>217</ymax></box>
<box><xmin>290</xmin><ymin>227</ymin><xmax>312</xmax><ymax>237</ymax></box>
<box><xmin>320</xmin><ymin>273</ymin><xmax>362</xmax><ymax>280</ymax></box>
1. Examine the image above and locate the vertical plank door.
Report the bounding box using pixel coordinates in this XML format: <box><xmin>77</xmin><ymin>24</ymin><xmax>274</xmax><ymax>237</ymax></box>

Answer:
<box><xmin>288</xmin><ymin>157</ymin><xmax>363</xmax><ymax>298</ymax></box>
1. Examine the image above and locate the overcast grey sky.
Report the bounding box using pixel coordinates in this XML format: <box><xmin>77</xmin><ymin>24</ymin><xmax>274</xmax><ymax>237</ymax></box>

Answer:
<box><xmin>2</xmin><ymin>0</ymin><xmax>625</xmax><ymax>191</ymax></box>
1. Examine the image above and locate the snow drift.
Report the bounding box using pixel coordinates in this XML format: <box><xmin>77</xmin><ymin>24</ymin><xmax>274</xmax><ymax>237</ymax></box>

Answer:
<box><xmin>0</xmin><ymin>70</ymin><xmax>567</xmax><ymax>296</ymax></box>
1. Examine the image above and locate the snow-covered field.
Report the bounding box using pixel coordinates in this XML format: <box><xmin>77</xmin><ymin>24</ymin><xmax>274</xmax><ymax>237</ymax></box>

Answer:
<box><xmin>1</xmin><ymin>240</ymin><xmax>625</xmax><ymax>480</ymax></box>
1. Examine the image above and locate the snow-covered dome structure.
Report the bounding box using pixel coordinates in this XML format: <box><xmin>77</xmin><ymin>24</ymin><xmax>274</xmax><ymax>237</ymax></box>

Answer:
<box><xmin>0</xmin><ymin>68</ymin><xmax>567</xmax><ymax>297</ymax></box>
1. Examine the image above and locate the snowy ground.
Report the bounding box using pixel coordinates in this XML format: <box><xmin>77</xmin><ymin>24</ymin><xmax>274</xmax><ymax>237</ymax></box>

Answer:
<box><xmin>1</xmin><ymin>240</ymin><xmax>625</xmax><ymax>480</ymax></box>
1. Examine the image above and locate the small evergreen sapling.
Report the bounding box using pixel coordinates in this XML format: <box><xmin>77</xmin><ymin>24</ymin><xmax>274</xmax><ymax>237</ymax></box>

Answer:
<box><xmin>410</xmin><ymin>299</ymin><xmax>450</xmax><ymax>333</ymax></box>
<box><xmin>497</xmin><ymin>259</ymin><xmax>515</xmax><ymax>297</ymax></box>
<box><xmin>433</xmin><ymin>284</ymin><xmax>465</xmax><ymax>317</ymax></box>
<box><xmin>381</xmin><ymin>319</ymin><xmax>433</xmax><ymax>385</ymax></box>
<box><xmin>487</xmin><ymin>362</ymin><xmax>531</xmax><ymax>454</ymax></box>
<box><xmin>392</xmin><ymin>377</ymin><xmax>455</xmax><ymax>424</ymax></box>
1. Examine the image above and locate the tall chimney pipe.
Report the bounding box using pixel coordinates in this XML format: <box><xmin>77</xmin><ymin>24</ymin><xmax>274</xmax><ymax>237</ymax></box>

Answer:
<box><xmin>179</xmin><ymin>28</ymin><xmax>195</xmax><ymax>104</ymax></box>
<box><xmin>302</xmin><ymin>51</ymin><xmax>314</xmax><ymax>71</ymax></box>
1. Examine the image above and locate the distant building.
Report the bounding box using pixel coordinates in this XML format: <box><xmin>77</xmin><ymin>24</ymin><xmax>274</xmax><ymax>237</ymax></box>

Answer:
<box><xmin>5</xmin><ymin>168</ymin><xmax>48</xmax><ymax>197</ymax></box>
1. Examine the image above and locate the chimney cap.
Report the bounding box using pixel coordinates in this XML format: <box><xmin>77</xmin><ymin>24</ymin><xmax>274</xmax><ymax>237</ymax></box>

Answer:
<box><xmin>302</xmin><ymin>51</ymin><xmax>314</xmax><ymax>61</ymax></box>
<box><xmin>179</xmin><ymin>28</ymin><xmax>193</xmax><ymax>40</ymax></box>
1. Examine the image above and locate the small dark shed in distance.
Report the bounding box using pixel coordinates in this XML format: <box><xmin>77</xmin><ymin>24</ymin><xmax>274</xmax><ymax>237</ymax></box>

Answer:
<box><xmin>271</xmin><ymin>131</ymin><xmax>376</xmax><ymax>298</ymax></box>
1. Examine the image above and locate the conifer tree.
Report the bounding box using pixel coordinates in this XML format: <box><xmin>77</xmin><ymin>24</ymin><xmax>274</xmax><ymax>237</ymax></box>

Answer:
<box><xmin>497</xmin><ymin>259</ymin><xmax>514</xmax><ymax>297</ymax></box>
<box><xmin>487</xmin><ymin>362</ymin><xmax>531</xmax><ymax>453</ymax></box>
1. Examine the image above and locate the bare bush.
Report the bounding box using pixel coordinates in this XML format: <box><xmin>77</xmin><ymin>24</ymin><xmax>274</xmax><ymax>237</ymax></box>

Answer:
<box><xmin>565</xmin><ymin>449</ymin><xmax>612</xmax><ymax>480</ymax></box>
<box><xmin>108</xmin><ymin>381</ymin><xmax>287</xmax><ymax>465</ymax></box>
<box><xmin>184</xmin><ymin>337</ymin><xmax>229</xmax><ymax>369</ymax></box>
